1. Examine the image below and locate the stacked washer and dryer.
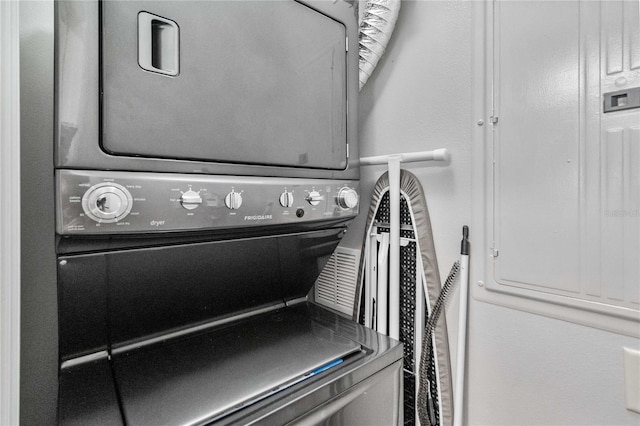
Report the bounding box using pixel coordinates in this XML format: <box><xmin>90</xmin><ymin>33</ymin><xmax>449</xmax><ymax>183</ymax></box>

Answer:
<box><xmin>55</xmin><ymin>1</ymin><xmax>402</xmax><ymax>424</ymax></box>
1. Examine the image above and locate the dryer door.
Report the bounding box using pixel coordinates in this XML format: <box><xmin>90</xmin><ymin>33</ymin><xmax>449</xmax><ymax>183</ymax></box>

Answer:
<box><xmin>101</xmin><ymin>1</ymin><xmax>347</xmax><ymax>169</ymax></box>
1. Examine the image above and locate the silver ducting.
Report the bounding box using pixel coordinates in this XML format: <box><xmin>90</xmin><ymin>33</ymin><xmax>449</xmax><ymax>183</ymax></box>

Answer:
<box><xmin>358</xmin><ymin>0</ymin><xmax>401</xmax><ymax>90</ymax></box>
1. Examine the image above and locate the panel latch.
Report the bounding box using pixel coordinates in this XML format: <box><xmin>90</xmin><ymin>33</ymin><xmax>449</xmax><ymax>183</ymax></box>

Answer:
<box><xmin>603</xmin><ymin>87</ymin><xmax>640</xmax><ymax>113</ymax></box>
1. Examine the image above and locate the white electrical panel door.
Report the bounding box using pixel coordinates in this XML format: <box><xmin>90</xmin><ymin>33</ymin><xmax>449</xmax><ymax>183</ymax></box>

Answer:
<box><xmin>482</xmin><ymin>0</ymin><xmax>640</xmax><ymax>335</ymax></box>
<box><xmin>494</xmin><ymin>0</ymin><xmax>582</xmax><ymax>296</ymax></box>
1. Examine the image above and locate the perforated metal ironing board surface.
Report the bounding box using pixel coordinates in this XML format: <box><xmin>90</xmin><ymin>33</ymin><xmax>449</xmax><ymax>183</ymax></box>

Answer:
<box><xmin>111</xmin><ymin>307</ymin><xmax>363</xmax><ymax>426</ymax></box>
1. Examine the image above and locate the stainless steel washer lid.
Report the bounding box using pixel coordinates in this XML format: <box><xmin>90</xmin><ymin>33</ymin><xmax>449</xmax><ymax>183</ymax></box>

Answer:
<box><xmin>111</xmin><ymin>307</ymin><xmax>363</xmax><ymax>425</ymax></box>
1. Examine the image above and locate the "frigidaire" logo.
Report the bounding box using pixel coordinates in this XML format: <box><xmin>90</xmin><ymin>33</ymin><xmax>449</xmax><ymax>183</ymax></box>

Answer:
<box><xmin>244</xmin><ymin>215</ymin><xmax>273</xmax><ymax>221</ymax></box>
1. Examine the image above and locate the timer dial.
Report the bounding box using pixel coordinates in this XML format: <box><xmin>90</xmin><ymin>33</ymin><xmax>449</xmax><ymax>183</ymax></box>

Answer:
<box><xmin>180</xmin><ymin>189</ymin><xmax>202</xmax><ymax>210</ymax></box>
<box><xmin>337</xmin><ymin>187</ymin><xmax>359</xmax><ymax>209</ymax></box>
<box><xmin>82</xmin><ymin>183</ymin><xmax>133</xmax><ymax>223</ymax></box>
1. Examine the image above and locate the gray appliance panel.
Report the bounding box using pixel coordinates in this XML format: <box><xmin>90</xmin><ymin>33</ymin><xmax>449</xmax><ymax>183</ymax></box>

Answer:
<box><xmin>57</xmin><ymin>254</ymin><xmax>109</xmax><ymax>361</ymax></box>
<box><xmin>112</xmin><ymin>308</ymin><xmax>362</xmax><ymax>425</ymax></box>
<box><xmin>102</xmin><ymin>1</ymin><xmax>346</xmax><ymax>169</ymax></box>
<box><xmin>59</xmin><ymin>359</ymin><xmax>123</xmax><ymax>426</ymax></box>
<box><xmin>56</xmin><ymin>170</ymin><xmax>359</xmax><ymax>235</ymax></box>
<box><xmin>57</xmin><ymin>227</ymin><xmax>345</xmax><ymax>357</ymax></box>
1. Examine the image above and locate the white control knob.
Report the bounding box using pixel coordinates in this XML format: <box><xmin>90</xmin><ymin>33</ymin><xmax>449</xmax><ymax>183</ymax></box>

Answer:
<box><xmin>305</xmin><ymin>190</ymin><xmax>323</xmax><ymax>206</ymax></box>
<box><xmin>224</xmin><ymin>191</ymin><xmax>243</xmax><ymax>210</ymax></box>
<box><xmin>279</xmin><ymin>191</ymin><xmax>294</xmax><ymax>208</ymax></box>
<box><xmin>180</xmin><ymin>190</ymin><xmax>202</xmax><ymax>210</ymax></box>
<box><xmin>337</xmin><ymin>187</ymin><xmax>359</xmax><ymax>209</ymax></box>
<box><xmin>82</xmin><ymin>183</ymin><xmax>133</xmax><ymax>223</ymax></box>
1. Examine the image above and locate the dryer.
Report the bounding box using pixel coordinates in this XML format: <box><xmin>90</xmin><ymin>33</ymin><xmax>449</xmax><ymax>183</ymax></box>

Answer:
<box><xmin>55</xmin><ymin>1</ymin><xmax>402</xmax><ymax>424</ymax></box>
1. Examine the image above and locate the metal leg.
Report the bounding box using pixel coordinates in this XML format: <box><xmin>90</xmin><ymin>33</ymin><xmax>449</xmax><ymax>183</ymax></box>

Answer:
<box><xmin>376</xmin><ymin>232</ymin><xmax>390</xmax><ymax>335</ymax></box>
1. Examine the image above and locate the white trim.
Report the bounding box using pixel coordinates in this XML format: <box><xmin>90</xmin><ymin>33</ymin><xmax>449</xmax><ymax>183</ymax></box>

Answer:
<box><xmin>0</xmin><ymin>1</ymin><xmax>21</xmax><ymax>425</ymax></box>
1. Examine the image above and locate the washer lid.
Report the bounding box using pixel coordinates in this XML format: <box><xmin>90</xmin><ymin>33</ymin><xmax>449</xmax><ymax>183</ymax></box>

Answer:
<box><xmin>111</xmin><ymin>307</ymin><xmax>362</xmax><ymax>425</ymax></box>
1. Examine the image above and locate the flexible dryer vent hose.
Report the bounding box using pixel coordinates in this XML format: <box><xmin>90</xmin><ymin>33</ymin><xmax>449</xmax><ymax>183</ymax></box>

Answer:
<box><xmin>417</xmin><ymin>261</ymin><xmax>460</xmax><ymax>426</ymax></box>
<box><xmin>358</xmin><ymin>0</ymin><xmax>401</xmax><ymax>90</ymax></box>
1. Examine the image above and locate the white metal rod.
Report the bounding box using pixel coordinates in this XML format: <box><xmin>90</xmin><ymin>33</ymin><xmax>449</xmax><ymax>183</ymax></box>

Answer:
<box><xmin>377</xmin><ymin>232</ymin><xmax>390</xmax><ymax>335</ymax></box>
<box><xmin>359</xmin><ymin>148</ymin><xmax>449</xmax><ymax>166</ymax></box>
<box><xmin>453</xmin><ymin>253</ymin><xmax>470</xmax><ymax>426</ymax></box>
<box><xmin>365</xmin><ymin>229</ymin><xmax>378</xmax><ymax>328</ymax></box>
<box><xmin>364</xmin><ymin>233</ymin><xmax>372</xmax><ymax>327</ymax></box>
<box><xmin>388</xmin><ymin>155</ymin><xmax>401</xmax><ymax>340</ymax></box>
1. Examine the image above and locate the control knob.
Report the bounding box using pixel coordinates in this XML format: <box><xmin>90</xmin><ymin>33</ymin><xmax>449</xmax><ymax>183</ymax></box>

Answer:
<box><xmin>337</xmin><ymin>187</ymin><xmax>359</xmax><ymax>209</ymax></box>
<box><xmin>279</xmin><ymin>191</ymin><xmax>294</xmax><ymax>208</ymax></box>
<box><xmin>82</xmin><ymin>183</ymin><xmax>133</xmax><ymax>223</ymax></box>
<box><xmin>305</xmin><ymin>190</ymin><xmax>323</xmax><ymax>206</ymax></box>
<box><xmin>180</xmin><ymin>189</ymin><xmax>202</xmax><ymax>210</ymax></box>
<box><xmin>224</xmin><ymin>190</ymin><xmax>243</xmax><ymax>210</ymax></box>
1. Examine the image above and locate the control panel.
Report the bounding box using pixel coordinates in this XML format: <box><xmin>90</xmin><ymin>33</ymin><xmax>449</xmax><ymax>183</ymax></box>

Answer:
<box><xmin>56</xmin><ymin>170</ymin><xmax>359</xmax><ymax>234</ymax></box>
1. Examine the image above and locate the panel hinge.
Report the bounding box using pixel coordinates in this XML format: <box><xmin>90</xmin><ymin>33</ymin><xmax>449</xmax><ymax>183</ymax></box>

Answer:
<box><xmin>490</xmin><ymin>247</ymin><xmax>499</xmax><ymax>258</ymax></box>
<box><xmin>346</xmin><ymin>37</ymin><xmax>349</xmax><ymax>52</ymax></box>
<box><xmin>346</xmin><ymin>143</ymin><xmax>349</xmax><ymax>159</ymax></box>
<box><xmin>490</xmin><ymin>116</ymin><xmax>499</xmax><ymax>125</ymax></box>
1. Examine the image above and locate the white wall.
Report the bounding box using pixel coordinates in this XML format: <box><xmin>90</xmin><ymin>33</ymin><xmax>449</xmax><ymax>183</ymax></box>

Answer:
<box><xmin>467</xmin><ymin>302</ymin><xmax>640</xmax><ymax>425</ymax></box>
<box><xmin>342</xmin><ymin>0</ymin><xmax>473</xmax><ymax>290</ymax></box>
<box><xmin>341</xmin><ymin>0</ymin><xmax>640</xmax><ymax>424</ymax></box>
